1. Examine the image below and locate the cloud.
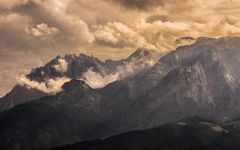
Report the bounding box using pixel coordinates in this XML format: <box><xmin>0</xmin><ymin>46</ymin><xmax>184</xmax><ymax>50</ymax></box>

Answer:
<box><xmin>0</xmin><ymin>48</ymin><xmax>45</xmax><ymax>98</ymax></box>
<box><xmin>0</xmin><ymin>0</ymin><xmax>95</xmax><ymax>97</ymax></box>
<box><xmin>81</xmin><ymin>53</ymin><xmax>158</xmax><ymax>88</ymax></box>
<box><xmin>0</xmin><ymin>0</ymin><xmax>94</xmax><ymax>51</ymax></box>
<box><xmin>107</xmin><ymin>0</ymin><xmax>166</xmax><ymax>10</ymax></box>
<box><xmin>26</xmin><ymin>23</ymin><xmax>59</xmax><ymax>37</ymax></box>
<box><xmin>81</xmin><ymin>69</ymin><xmax>119</xmax><ymax>89</ymax></box>
<box><xmin>175</xmin><ymin>37</ymin><xmax>196</xmax><ymax>47</ymax></box>
<box><xmin>17</xmin><ymin>75</ymin><xmax>71</xmax><ymax>94</ymax></box>
<box><xmin>53</xmin><ymin>58</ymin><xmax>68</xmax><ymax>73</ymax></box>
<box><xmin>146</xmin><ymin>15</ymin><xmax>171</xmax><ymax>23</ymax></box>
<box><xmin>94</xmin><ymin>22</ymin><xmax>157</xmax><ymax>50</ymax></box>
<box><xmin>93</xmin><ymin>19</ymin><xmax>182</xmax><ymax>52</ymax></box>
<box><xmin>94</xmin><ymin>17</ymin><xmax>240</xmax><ymax>53</ymax></box>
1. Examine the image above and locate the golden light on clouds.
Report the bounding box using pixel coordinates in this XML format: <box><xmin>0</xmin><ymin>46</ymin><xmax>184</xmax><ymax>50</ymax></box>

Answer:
<box><xmin>1</xmin><ymin>0</ymin><xmax>240</xmax><ymax>96</ymax></box>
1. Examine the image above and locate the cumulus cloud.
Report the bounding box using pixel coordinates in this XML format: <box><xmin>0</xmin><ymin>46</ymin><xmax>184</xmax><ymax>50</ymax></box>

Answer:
<box><xmin>70</xmin><ymin>19</ymin><xmax>95</xmax><ymax>43</ymax></box>
<box><xmin>94</xmin><ymin>22</ymin><xmax>157</xmax><ymax>50</ymax></box>
<box><xmin>0</xmin><ymin>0</ymin><xmax>94</xmax><ymax>51</ymax></box>
<box><xmin>17</xmin><ymin>75</ymin><xmax>71</xmax><ymax>94</ymax></box>
<box><xmin>93</xmin><ymin>19</ymin><xmax>188</xmax><ymax>52</ymax></box>
<box><xmin>53</xmin><ymin>58</ymin><xmax>68</xmax><ymax>73</ymax></box>
<box><xmin>94</xmin><ymin>17</ymin><xmax>240</xmax><ymax>53</ymax></box>
<box><xmin>26</xmin><ymin>23</ymin><xmax>59</xmax><ymax>37</ymax></box>
<box><xmin>107</xmin><ymin>0</ymin><xmax>168</xmax><ymax>10</ymax></box>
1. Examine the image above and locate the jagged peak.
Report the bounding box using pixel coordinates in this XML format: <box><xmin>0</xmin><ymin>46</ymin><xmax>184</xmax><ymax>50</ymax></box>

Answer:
<box><xmin>55</xmin><ymin>53</ymin><xmax>102</xmax><ymax>63</ymax></box>
<box><xmin>53</xmin><ymin>53</ymin><xmax>102</xmax><ymax>63</ymax></box>
<box><xmin>62</xmin><ymin>79</ymin><xmax>92</xmax><ymax>92</ymax></box>
<box><xmin>64</xmin><ymin>53</ymin><xmax>78</xmax><ymax>58</ymax></box>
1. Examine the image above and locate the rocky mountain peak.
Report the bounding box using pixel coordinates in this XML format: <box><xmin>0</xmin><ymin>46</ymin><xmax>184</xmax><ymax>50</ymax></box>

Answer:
<box><xmin>62</xmin><ymin>79</ymin><xmax>92</xmax><ymax>93</ymax></box>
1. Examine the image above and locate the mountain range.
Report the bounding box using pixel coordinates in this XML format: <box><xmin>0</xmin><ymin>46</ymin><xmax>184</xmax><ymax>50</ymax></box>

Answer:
<box><xmin>1</xmin><ymin>37</ymin><xmax>240</xmax><ymax>150</ymax></box>
<box><xmin>0</xmin><ymin>49</ymin><xmax>159</xmax><ymax>112</ymax></box>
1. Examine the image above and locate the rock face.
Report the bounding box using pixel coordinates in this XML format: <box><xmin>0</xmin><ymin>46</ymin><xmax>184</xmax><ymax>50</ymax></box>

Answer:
<box><xmin>0</xmin><ymin>49</ymin><xmax>159</xmax><ymax>112</ymax></box>
<box><xmin>51</xmin><ymin>117</ymin><xmax>240</xmax><ymax>150</ymax></box>
<box><xmin>99</xmin><ymin>37</ymin><xmax>240</xmax><ymax>130</ymax></box>
<box><xmin>1</xmin><ymin>37</ymin><xmax>240</xmax><ymax>150</ymax></box>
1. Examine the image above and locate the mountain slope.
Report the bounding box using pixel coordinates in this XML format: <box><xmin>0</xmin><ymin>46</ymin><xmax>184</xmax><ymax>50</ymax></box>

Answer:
<box><xmin>142</xmin><ymin>37</ymin><xmax>240</xmax><ymax>126</ymax></box>
<box><xmin>0</xmin><ymin>80</ymin><xmax>115</xmax><ymax>150</ymax></box>
<box><xmin>51</xmin><ymin>117</ymin><xmax>240</xmax><ymax>150</ymax></box>
<box><xmin>0</xmin><ymin>85</ymin><xmax>46</xmax><ymax>112</ymax></box>
<box><xmin>98</xmin><ymin>37</ymin><xmax>240</xmax><ymax>130</ymax></box>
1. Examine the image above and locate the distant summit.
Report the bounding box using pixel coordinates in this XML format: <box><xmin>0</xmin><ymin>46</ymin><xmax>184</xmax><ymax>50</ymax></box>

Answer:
<box><xmin>27</xmin><ymin>49</ymin><xmax>159</xmax><ymax>82</ymax></box>
<box><xmin>62</xmin><ymin>79</ymin><xmax>92</xmax><ymax>95</ymax></box>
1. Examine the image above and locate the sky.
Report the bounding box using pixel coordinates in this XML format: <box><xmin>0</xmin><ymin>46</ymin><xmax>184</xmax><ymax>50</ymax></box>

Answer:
<box><xmin>1</xmin><ymin>0</ymin><xmax>240</xmax><ymax>97</ymax></box>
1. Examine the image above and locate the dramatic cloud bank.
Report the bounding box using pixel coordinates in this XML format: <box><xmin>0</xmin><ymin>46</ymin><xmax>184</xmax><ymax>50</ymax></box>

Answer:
<box><xmin>94</xmin><ymin>22</ymin><xmax>157</xmax><ymax>50</ymax></box>
<box><xmin>26</xmin><ymin>23</ymin><xmax>59</xmax><ymax>37</ymax></box>
<box><xmin>81</xmin><ymin>69</ymin><xmax>118</xmax><ymax>89</ymax></box>
<box><xmin>17</xmin><ymin>75</ymin><xmax>71</xmax><ymax>94</ymax></box>
<box><xmin>94</xmin><ymin>17</ymin><xmax>240</xmax><ymax>52</ymax></box>
<box><xmin>2</xmin><ymin>0</ymin><xmax>240</xmax><ymax>96</ymax></box>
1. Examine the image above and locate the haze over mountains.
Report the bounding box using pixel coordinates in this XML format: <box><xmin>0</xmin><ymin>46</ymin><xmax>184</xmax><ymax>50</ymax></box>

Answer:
<box><xmin>1</xmin><ymin>37</ymin><xmax>240</xmax><ymax>150</ymax></box>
